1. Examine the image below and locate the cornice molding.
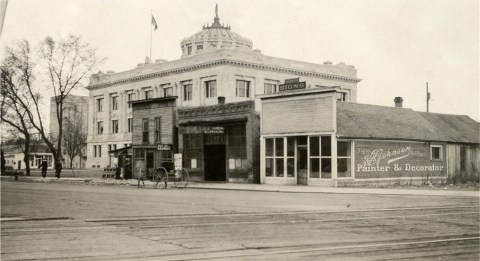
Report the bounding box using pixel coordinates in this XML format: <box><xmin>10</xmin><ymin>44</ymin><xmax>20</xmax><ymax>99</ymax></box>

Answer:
<box><xmin>86</xmin><ymin>59</ymin><xmax>361</xmax><ymax>90</ymax></box>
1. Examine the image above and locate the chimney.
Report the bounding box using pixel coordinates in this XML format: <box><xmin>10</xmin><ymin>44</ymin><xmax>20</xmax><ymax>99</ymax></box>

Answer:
<box><xmin>218</xmin><ymin>96</ymin><xmax>225</xmax><ymax>105</ymax></box>
<box><xmin>394</xmin><ymin>97</ymin><xmax>403</xmax><ymax>108</ymax></box>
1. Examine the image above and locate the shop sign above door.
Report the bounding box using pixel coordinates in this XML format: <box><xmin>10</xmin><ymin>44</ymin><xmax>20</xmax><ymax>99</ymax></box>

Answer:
<box><xmin>179</xmin><ymin>126</ymin><xmax>225</xmax><ymax>134</ymax></box>
<box><xmin>157</xmin><ymin>144</ymin><xmax>172</xmax><ymax>151</ymax></box>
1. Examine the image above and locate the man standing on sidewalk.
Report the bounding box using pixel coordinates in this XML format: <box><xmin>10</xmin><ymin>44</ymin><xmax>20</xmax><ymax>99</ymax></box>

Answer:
<box><xmin>41</xmin><ymin>159</ymin><xmax>48</xmax><ymax>178</ymax></box>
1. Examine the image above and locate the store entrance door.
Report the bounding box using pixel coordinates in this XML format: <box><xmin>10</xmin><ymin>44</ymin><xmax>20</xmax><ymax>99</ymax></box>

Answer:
<box><xmin>204</xmin><ymin>145</ymin><xmax>226</xmax><ymax>181</ymax></box>
<box><xmin>297</xmin><ymin>147</ymin><xmax>308</xmax><ymax>185</ymax></box>
<box><xmin>146</xmin><ymin>151</ymin><xmax>154</xmax><ymax>177</ymax></box>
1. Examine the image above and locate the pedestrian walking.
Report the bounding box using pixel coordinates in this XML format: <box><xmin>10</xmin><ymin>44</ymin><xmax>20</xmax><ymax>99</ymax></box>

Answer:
<box><xmin>41</xmin><ymin>160</ymin><xmax>48</xmax><ymax>178</ymax></box>
<box><xmin>55</xmin><ymin>161</ymin><xmax>62</xmax><ymax>179</ymax></box>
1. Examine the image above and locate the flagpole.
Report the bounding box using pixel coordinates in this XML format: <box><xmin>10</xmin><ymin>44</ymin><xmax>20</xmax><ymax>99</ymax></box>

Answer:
<box><xmin>150</xmin><ymin>10</ymin><xmax>153</xmax><ymax>63</ymax></box>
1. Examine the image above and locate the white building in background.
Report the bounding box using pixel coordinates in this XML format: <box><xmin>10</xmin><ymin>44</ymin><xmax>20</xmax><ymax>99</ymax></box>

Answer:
<box><xmin>49</xmin><ymin>95</ymin><xmax>89</xmax><ymax>168</ymax></box>
<box><xmin>84</xmin><ymin>6</ymin><xmax>360</xmax><ymax>172</ymax></box>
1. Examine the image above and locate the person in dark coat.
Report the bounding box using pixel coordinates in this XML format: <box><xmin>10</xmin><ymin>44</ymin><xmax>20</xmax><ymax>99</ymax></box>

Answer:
<box><xmin>55</xmin><ymin>161</ymin><xmax>62</xmax><ymax>179</ymax></box>
<box><xmin>41</xmin><ymin>160</ymin><xmax>48</xmax><ymax>178</ymax></box>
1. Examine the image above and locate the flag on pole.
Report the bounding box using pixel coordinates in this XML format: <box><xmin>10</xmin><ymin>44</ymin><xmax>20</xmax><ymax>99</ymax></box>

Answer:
<box><xmin>151</xmin><ymin>15</ymin><xmax>158</xmax><ymax>30</ymax></box>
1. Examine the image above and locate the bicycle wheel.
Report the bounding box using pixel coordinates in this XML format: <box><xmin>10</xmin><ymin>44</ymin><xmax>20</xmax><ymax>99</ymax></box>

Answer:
<box><xmin>173</xmin><ymin>168</ymin><xmax>189</xmax><ymax>189</ymax></box>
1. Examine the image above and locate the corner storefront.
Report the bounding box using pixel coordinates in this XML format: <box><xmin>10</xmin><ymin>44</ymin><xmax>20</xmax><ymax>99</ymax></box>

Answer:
<box><xmin>260</xmin><ymin>89</ymin><xmax>479</xmax><ymax>187</ymax></box>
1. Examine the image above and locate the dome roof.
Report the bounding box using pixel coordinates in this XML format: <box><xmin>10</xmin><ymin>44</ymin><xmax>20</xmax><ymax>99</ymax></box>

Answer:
<box><xmin>180</xmin><ymin>5</ymin><xmax>253</xmax><ymax>58</ymax></box>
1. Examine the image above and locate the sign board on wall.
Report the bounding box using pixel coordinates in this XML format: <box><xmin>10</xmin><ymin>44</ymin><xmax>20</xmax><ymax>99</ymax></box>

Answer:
<box><xmin>174</xmin><ymin>153</ymin><xmax>182</xmax><ymax>171</ymax></box>
<box><xmin>279</xmin><ymin>82</ymin><xmax>306</xmax><ymax>92</ymax></box>
<box><xmin>354</xmin><ymin>141</ymin><xmax>446</xmax><ymax>179</ymax></box>
<box><xmin>179</xmin><ymin>126</ymin><xmax>225</xmax><ymax>134</ymax></box>
<box><xmin>157</xmin><ymin>144</ymin><xmax>172</xmax><ymax>151</ymax></box>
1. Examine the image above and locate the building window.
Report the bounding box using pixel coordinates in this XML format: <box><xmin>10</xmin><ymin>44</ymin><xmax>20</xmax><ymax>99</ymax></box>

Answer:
<box><xmin>145</xmin><ymin>90</ymin><xmax>153</xmax><ymax>99</ymax></box>
<box><xmin>127</xmin><ymin>118</ymin><xmax>133</xmax><ymax>133</ymax></box>
<box><xmin>309</xmin><ymin>136</ymin><xmax>332</xmax><ymax>179</ymax></box>
<box><xmin>162</xmin><ymin>84</ymin><xmax>173</xmax><ymax>97</ymax></box>
<box><xmin>197</xmin><ymin>45</ymin><xmax>203</xmax><ymax>51</ymax></box>
<box><xmin>264</xmin><ymin>83</ymin><xmax>277</xmax><ymax>94</ymax></box>
<box><xmin>431</xmin><ymin>145</ymin><xmax>443</xmax><ymax>161</ymax></box>
<box><xmin>127</xmin><ymin>93</ymin><xmax>135</xmax><ymax>108</ymax></box>
<box><xmin>205</xmin><ymin>80</ymin><xmax>217</xmax><ymax>98</ymax></box>
<box><xmin>184</xmin><ymin>134</ymin><xmax>202</xmax><ymax>168</ymax></box>
<box><xmin>97</xmin><ymin>121</ymin><xmax>104</xmax><ymax>135</ymax></box>
<box><xmin>265</xmin><ymin>138</ymin><xmax>286</xmax><ymax>177</ymax></box>
<box><xmin>236</xmin><ymin>80</ymin><xmax>250</xmax><ymax>97</ymax></box>
<box><xmin>96</xmin><ymin>98</ymin><xmax>103</xmax><ymax>112</ymax></box>
<box><xmin>337</xmin><ymin>92</ymin><xmax>349</xmax><ymax>102</ymax></box>
<box><xmin>113</xmin><ymin>144</ymin><xmax>117</xmax><ymax>151</ymax></box>
<box><xmin>187</xmin><ymin>46</ymin><xmax>192</xmax><ymax>55</ymax></box>
<box><xmin>94</xmin><ymin>145</ymin><xmax>97</xmax><ymax>157</ymax></box>
<box><xmin>460</xmin><ymin>147</ymin><xmax>467</xmax><ymax>172</ymax></box>
<box><xmin>183</xmin><ymin>82</ymin><xmax>192</xmax><ymax>101</ymax></box>
<box><xmin>142</xmin><ymin>118</ymin><xmax>149</xmax><ymax>143</ymax></box>
<box><xmin>337</xmin><ymin>141</ymin><xmax>352</xmax><ymax>178</ymax></box>
<box><xmin>154</xmin><ymin>117</ymin><xmax>161</xmax><ymax>143</ymax></box>
<box><xmin>227</xmin><ymin>126</ymin><xmax>247</xmax><ymax>171</ymax></box>
<box><xmin>112</xmin><ymin>96</ymin><xmax>118</xmax><ymax>110</ymax></box>
<box><xmin>98</xmin><ymin>145</ymin><xmax>102</xmax><ymax>158</ymax></box>
<box><xmin>112</xmin><ymin>120</ymin><xmax>119</xmax><ymax>134</ymax></box>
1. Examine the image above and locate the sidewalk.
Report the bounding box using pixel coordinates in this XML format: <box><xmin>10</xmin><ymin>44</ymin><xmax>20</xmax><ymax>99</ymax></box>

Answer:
<box><xmin>1</xmin><ymin>176</ymin><xmax>479</xmax><ymax>197</ymax></box>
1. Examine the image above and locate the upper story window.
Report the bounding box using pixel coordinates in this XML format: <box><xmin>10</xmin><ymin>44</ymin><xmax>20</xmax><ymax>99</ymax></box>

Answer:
<box><xmin>97</xmin><ymin>121</ymin><xmax>104</xmax><ymax>135</ymax></box>
<box><xmin>162</xmin><ymin>84</ymin><xmax>173</xmax><ymax>97</ymax></box>
<box><xmin>112</xmin><ymin>120</ymin><xmax>119</xmax><ymax>134</ymax></box>
<box><xmin>337</xmin><ymin>92</ymin><xmax>349</xmax><ymax>102</ymax></box>
<box><xmin>111</xmin><ymin>96</ymin><xmax>118</xmax><ymax>110</ymax></box>
<box><xmin>183</xmin><ymin>82</ymin><xmax>192</xmax><ymax>101</ymax></box>
<box><xmin>145</xmin><ymin>90</ymin><xmax>153</xmax><ymax>99</ymax></box>
<box><xmin>127</xmin><ymin>93</ymin><xmax>135</xmax><ymax>108</ymax></box>
<box><xmin>127</xmin><ymin>118</ymin><xmax>133</xmax><ymax>133</ymax></box>
<box><xmin>431</xmin><ymin>145</ymin><xmax>443</xmax><ymax>161</ymax></box>
<box><xmin>264</xmin><ymin>83</ymin><xmax>277</xmax><ymax>94</ymax></box>
<box><xmin>154</xmin><ymin>117</ymin><xmax>161</xmax><ymax>143</ymax></box>
<box><xmin>142</xmin><ymin>118</ymin><xmax>149</xmax><ymax>143</ymax></box>
<box><xmin>205</xmin><ymin>80</ymin><xmax>217</xmax><ymax>98</ymax></box>
<box><xmin>236</xmin><ymin>80</ymin><xmax>250</xmax><ymax>98</ymax></box>
<box><xmin>96</xmin><ymin>98</ymin><xmax>104</xmax><ymax>112</ymax></box>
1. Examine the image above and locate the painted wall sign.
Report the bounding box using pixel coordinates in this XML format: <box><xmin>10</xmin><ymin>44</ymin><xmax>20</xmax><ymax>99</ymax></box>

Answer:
<box><xmin>157</xmin><ymin>144</ymin><xmax>172</xmax><ymax>151</ymax></box>
<box><xmin>279</xmin><ymin>82</ymin><xmax>306</xmax><ymax>92</ymax></box>
<box><xmin>355</xmin><ymin>141</ymin><xmax>446</xmax><ymax>179</ymax></box>
<box><xmin>179</xmin><ymin>126</ymin><xmax>225</xmax><ymax>134</ymax></box>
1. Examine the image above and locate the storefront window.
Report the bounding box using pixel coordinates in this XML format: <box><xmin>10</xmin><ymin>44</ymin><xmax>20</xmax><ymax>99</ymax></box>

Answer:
<box><xmin>134</xmin><ymin>149</ymin><xmax>145</xmax><ymax>171</ymax></box>
<box><xmin>228</xmin><ymin>126</ymin><xmax>247</xmax><ymax>171</ymax></box>
<box><xmin>184</xmin><ymin>134</ymin><xmax>203</xmax><ymax>168</ymax></box>
<box><xmin>286</xmin><ymin>137</ymin><xmax>295</xmax><ymax>177</ymax></box>
<box><xmin>265</xmin><ymin>137</ymin><xmax>285</xmax><ymax>177</ymax></box>
<box><xmin>309</xmin><ymin>136</ymin><xmax>332</xmax><ymax>179</ymax></box>
<box><xmin>337</xmin><ymin>141</ymin><xmax>352</xmax><ymax>178</ymax></box>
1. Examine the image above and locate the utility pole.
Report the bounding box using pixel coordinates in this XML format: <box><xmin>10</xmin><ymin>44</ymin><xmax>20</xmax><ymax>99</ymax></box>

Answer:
<box><xmin>426</xmin><ymin>82</ymin><xmax>431</xmax><ymax>112</ymax></box>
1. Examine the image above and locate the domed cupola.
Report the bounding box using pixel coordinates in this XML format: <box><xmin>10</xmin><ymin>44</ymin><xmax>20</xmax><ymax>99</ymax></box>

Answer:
<box><xmin>180</xmin><ymin>4</ymin><xmax>253</xmax><ymax>58</ymax></box>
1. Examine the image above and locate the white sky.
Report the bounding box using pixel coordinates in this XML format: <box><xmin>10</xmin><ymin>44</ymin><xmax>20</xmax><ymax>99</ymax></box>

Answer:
<box><xmin>1</xmin><ymin>0</ymin><xmax>479</xmax><ymax>121</ymax></box>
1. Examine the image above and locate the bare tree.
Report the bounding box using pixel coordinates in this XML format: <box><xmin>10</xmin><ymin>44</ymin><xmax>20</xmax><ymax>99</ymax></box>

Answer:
<box><xmin>1</xmin><ymin>35</ymin><xmax>103</xmax><ymax>178</ymax></box>
<box><xmin>62</xmin><ymin>105</ymin><xmax>87</xmax><ymax>169</ymax></box>
<box><xmin>1</xmin><ymin>40</ymin><xmax>37</xmax><ymax>176</ymax></box>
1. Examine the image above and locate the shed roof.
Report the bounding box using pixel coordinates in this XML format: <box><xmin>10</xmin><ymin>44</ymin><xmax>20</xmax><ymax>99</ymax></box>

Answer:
<box><xmin>336</xmin><ymin>102</ymin><xmax>479</xmax><ymax>144</ymax></box>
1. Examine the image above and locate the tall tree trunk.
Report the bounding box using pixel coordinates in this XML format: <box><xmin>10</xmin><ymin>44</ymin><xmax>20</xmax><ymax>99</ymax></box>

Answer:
<box><xmin>23</xmin><ymin>135</ymin><xmax>31</xmax><ymax>176</ymax></box>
